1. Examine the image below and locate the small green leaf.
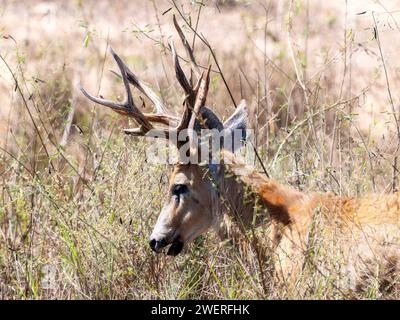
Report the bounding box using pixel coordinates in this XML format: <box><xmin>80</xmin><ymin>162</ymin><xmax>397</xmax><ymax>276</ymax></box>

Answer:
<box><xmin>83</xmin><ymin>32</ymin><xmax>91</xmax><ymax>48</ymax></box>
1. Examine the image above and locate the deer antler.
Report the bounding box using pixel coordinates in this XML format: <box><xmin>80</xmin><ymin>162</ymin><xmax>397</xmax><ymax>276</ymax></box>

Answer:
<box><xmin>80</xmin><ymin>47</ymin><xmax>205</xmax><ymax>142</ymax></box>
<box><xmin>80</xmin><ymin>18</ymin><xmax>223</xmax><ymax>145</ymax></box>
<box><xmin>81</xmin><ymin>48</ymin><xmax>155</xmax><ymax>135</ymax></box>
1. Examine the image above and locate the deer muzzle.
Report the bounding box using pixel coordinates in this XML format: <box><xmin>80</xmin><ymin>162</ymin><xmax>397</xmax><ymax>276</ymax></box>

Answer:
<box><xmin>149</xmin><ymin>237</ymin><xmax>184</xmax><ymax>256</ymax></box>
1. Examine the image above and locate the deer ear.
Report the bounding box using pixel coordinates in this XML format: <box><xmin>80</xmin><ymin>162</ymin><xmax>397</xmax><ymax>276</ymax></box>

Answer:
<box><xmin>223</xmin><ymin>100</ymin><xmax>248</xmax><ymax>152</ymax></box>
<box><xmin>223</xmin><ymin>100</ymin><xmax>248</xmax><ymax>132</ymax></box>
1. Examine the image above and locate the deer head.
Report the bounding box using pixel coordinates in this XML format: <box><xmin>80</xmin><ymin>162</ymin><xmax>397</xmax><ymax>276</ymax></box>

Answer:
<box><xmin>80</xmin><ymin>22</ymin><xmax>248</xmax><ymax>256</ymax></box>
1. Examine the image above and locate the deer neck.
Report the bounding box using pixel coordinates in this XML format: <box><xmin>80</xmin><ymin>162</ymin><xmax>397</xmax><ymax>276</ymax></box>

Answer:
<box><xmin>209</xmin><ymin>152</ymin><xmax>310</xmax><ymax>242</ymax></box>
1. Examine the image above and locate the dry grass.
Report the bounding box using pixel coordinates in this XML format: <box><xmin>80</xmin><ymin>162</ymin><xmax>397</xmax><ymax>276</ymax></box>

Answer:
<box><xmin>0</xmin><ymin>0</ymin><xmax>399</xmax><ymax>299</ymax></box>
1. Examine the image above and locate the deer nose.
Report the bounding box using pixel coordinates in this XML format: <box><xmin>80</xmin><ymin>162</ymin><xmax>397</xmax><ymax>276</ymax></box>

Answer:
<box><xmin>149</xmin><ymin>238</ymin><xmax>167</xmax><ymax>253</ymax></box>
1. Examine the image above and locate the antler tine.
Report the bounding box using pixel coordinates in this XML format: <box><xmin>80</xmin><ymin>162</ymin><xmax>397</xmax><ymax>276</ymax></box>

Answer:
<box><xmin>171</xmin><ymin>41</ymin><xmax>192</xmax><ymax>99</ymax></box>
<box><xmin>110</xmin><ymin>69</ymin><xmax>169</xmax><ymax>115</ymax></box>
<box><xmin>110</xmin><ymin>48</ymin><xmax>155</xmax><ymax>133</ymax></box>
<box><xmin>189</xmin><ymin>65</ymin><xmax>211</xmax><ymax>131</ymax></box>
<box><xmin>186</xmin><ymin>66</ymin><xmax>211</xmax><ymax>156</ymax></box>
<box><xmin>173</xmin><ymin>14</ymin><xmax>201</xmax><ymax>78</ymax></box>
<box><xmin>80</xmin><ymin>84</ymin><xmax>126</xmax><ymax>113</ymax></box>
<box><xmin>110</xmin><ymin>48</ymin><xmax>134</xmax><ymax>107</ymax></box>
<box><xmin>170</xmin><ymin>14</ymin><xmax>213</xmax><ymax>136</ymax></box>
<box><xmin>123</xmin><ymin>67</ymin><xmax>169</xmax><ymax>115</ymax></box>
<box><xmin>175</xmin><ymin>70</ymin><xmax>204</xmax><ymax>133</ymax></box>
<box><xmin>171</xmin><ymin>39</ymin><xmax>205</xmax><ymax>134</ymax></box>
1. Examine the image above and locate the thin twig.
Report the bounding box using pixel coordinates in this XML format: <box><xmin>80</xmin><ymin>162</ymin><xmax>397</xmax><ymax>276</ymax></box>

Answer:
<box><xmin>372</xmin><ymin>12</ymin><xmax>400</xmax><ymax>192</ymax></box>
<box><xmin>0</xmin><ymin>54</ymin><xmax>55</xmax><ymax>172</ymax></box>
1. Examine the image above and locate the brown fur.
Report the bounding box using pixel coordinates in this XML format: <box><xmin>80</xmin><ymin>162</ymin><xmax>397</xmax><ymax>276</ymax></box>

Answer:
<box><xmin>222</xmin><ymin>151</ymin><xmax>400</xmax><ymax>293</ymax></box>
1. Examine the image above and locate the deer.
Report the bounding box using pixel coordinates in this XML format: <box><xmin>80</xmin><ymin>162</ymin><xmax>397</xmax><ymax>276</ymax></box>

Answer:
<box><xmin>80</xmin><ymin>23</ymin><xmax>400</xmax><ymax>295</ymax></box>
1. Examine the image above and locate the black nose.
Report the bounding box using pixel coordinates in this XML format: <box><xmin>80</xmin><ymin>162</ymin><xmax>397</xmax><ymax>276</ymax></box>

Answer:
<box><xmin>149</xmin><ymin>238</ymin><xmax>167</xmax><ymax>253</ymax></box>
<box><xmin>149</xmin><ymin>239</ymin><xmax>157</xmax><ymax>251</ymax></box>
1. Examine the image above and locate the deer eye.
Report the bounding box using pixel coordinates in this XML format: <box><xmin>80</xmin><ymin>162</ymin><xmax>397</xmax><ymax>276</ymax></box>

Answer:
<box><xmin>172</xmin><ymin>184</ymin><xmax>189</xmax><ymax>197</ymax></box>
